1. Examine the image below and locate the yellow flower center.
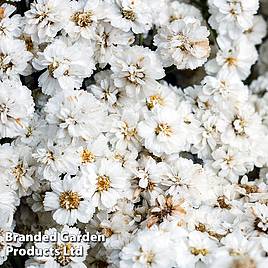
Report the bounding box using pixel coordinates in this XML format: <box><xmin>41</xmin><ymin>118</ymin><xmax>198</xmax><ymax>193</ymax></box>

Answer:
<box><xmin>12</xmin><ymin>163</ymin><xmax>26</xmax><ymax>182</ymax></box>
<box><xmin>225</xmin><ymin>57</ymin><xmax>237</xmax><ymax>66</ymax></box>
<box><xmin>190</xmin><ymin>247</ymin><xmax>209</xmax><ymax>256</ymax></box>
<box><xmin>224</xmin><ymin>155</ymin><xmax>234</xmax><ymax>165</ymax></box>
<box><xmin>97</xmin><ymin>175</ymin><xmax>111</xmax><ymax>192</ymax></box>
<box><xmin>46</xmin><ymin>151</ymin><xmax>55</xmax><ymax>162</ymax></box>
<box><xmin>155</xmin><ymin>123</ymin><xmax>173</xmax><ymax>136</ymax></box>
<box><xmin>54</xmin><ymin>242</ymin><xmax>73</xmax><ymax>266</ymax></box>
<box><xmin>48</xmin><ymin>61</ymin><xmax>59</xmax><ymax>76</ymax></box>
<box><xmin>72</xmin><ymin>11</ymin><xmax>93</xmax><ymax>27</ymax></box>
<box><xmin>102</xmin><ymin>227</ymin><xmax>113</xmax><ymax>237</ymax></box>
<box><xmin>195</xmin><ymin>223</ymin><xmax>206</xmax><ymax>233</ymax></box>
<box><xmin>0</xmin><ymin>53</ymin><xmax>13</xmax><ymax>72</ymax></box>
<box><xmin>232</xmin><ymin>116</ymin><xmax>247</xmax><ymax>136</ymax></box>
<box><xmin>81</xmin><ymin>149</ymin><xmax>95</xmax><ymax>164</ymax></box>
<box><xmin>59</xmin><ymin>191</ymin><xmax>81</xmax><ymax>210</ymax></box>
<box><xmin>21</xmin><ymin>35</ymin><xmax>34</xmax><ymax>51</ymax></box>
<box><xmin>122</xmin><ymin>122</ymin><xmax>137</xmax><ymax>140</ymax></box>
<box><xmin>145</xmin><ymin>251</ymin><xmax>155</xmax><ymax>264</ymax></box>
<box><xmin>121</xmin><ymin>9</ymin><xmax>136</xmax><ymax>21</ymax></box>
<box><xmin>146</xmin><ymin>95</ymin><xmax>164</xmax><ymax>110</ymax></box>
<box><xmin>217</xmin><ymin>196</ymin><xmax>231</xmax><ymax>210</ymax></box>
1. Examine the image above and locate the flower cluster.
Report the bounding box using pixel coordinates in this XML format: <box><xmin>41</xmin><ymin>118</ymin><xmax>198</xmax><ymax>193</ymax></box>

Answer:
<box><xmin>1</xmin><ymin>0</ymin><xmax>268</xmax><ymax>267</ymax></box>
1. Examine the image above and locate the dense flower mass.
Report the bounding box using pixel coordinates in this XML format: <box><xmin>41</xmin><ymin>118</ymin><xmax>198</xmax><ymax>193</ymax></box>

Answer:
<box><xmin>1</xmin><ymin>0</ymin><xmax>268</xmax><ymax>267</ymax></box>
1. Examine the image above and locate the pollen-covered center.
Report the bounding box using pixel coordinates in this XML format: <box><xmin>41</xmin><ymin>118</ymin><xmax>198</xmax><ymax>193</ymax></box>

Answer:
<box><xmin>0</xmin><ymin>53</ymin><xmax>13</xmax><ymax>72</ymax></box>
<box><xmin>225</xmin><ymin>57</ymin><xmax>237</xmax><ymax>66</ymax></box>
<box><xmin>97</xmin><ymin>175</ymin><xmax>111</xmax><ymax>192</ymax></box>
<box><xmin>72</xmin><ymin>11</ymin><xmax>93</xmax><ymax>27</ymax></box>
<box><xmin>126</xmin><ymin>63</ymin><xmax>145</xmax><ymax>85</ymax></box>
<box><xmin>175</xmin><ymin>33</ymin><xmax>191</xmax><ymax>52</ymax></box>
<box><xmin>54</xmin><ymin>242</ymin><xmax>73</xmax><ymax>266</ymax></box>
<box><xmin>59</xmin><ymin>191</ymin><xmax>81</xmax><ymax>210</ymax></box>
<box><xmin>121</xmin><ymin>9</ymin><xmax>136</xmax><ymax>21</ymax></box>
<box><xmin>224</xmin><ymin>155</ymin><xmax>234</xmax><ymax>166</ymax></box>
<box><xmin>146</xmin><ymin>95</ymin><xmax>164</xmax><ymax>110</ymax></box>
<box><xmin>81</xmin><ymin>149</ymin><xmax>95</xmax><ymax>164</ymax></box>
<box><xmin>12</xmin><ymin>163</ymin><xmax>26</xmax><ymax>182</ymax></box>
<box><xmin>190</xmin><ymin>247</ymin><xmax>209</xmax><ymax>256</ymax></box>
<box><xmin>46</xmin><ymin>151</ymin><xmax>55</xmax><ymax>162</ymax></box>
<box><xmin>48</xmin><ymin>61</ymin><xmax>59</xmax><ymax>76</ymax></box>
<box><xmin>102</xmin><ymin>227</ymin><xmax>113</xmax><ymax>237</ymax></box>
<box><xmin>155</xmin><ymin>123</ymin><xmax>173</xmax><ymax>136</ymax></box>
<box><xmin>26</xmin><ymin>126</ymin><xmax>33</xmax><ymax>138</ymax></box>
<box><xmin>217</xmin><ymin>195</ymin><xmax>231</xmax><ymax>210</ymax></box>
<box><xmin>122</xmin><ymin>122</ymin><xmax>137</xmax><ymax>140</ymax></box>
<box><xmin>232</xmin><ymin>115</ymin><xmax>247</xmax><ymax>136</ymax></box>
<box><xmin>254</xmin><ymin>217</ymin><xmax>268</xmax><ymax>234</ymax></box>
<box><xmin>143</xmin><ymin>250</ymin><xmax>155</xmax><ymax>265</ymax></box>
<box><xmin>20</xmin><ymin>35</ymin><xmax>34</xmax><ymax>51</ymax></box>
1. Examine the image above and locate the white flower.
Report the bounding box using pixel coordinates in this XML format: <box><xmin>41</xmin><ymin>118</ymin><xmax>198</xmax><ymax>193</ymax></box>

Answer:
<box><xmin>191</xmin><ymin>110</ymin><xmax>223</xmax><ymax>159</ymax></box>
<box><xmin>206</xmin><ymin>36</ymin><xmax>258</xmax><ymax>80</ymax></box>
<box><xmin>175</xmin><ymin>231</ymin><xmax>218</xmax><ymax>267</ymax></box>
<box><xmin>211</xmin><ymin>146</ymin><xmax>250</xmax><ymax>183</ymax></box>
<box><xmin>0</xmin><ymin>80</ymin><xmax>34</xmax><ymax>138</ymax></box>
<box><xmin>154</xmin><ymin>18</ymin><xmax>210</xmax><ymax>70</ymax></box>
<box><xmin>44</xmin><ymin>175</ymin><xmax>95</xmax><ymax>225</ymax></box>
<box><xmin>0</xmin><ymin>143</ymin><xmax>36</xmax><ymax>197</ymax></box>
<box><xmin>120</xmin><ymin>228</ymin><xmax>175</xmax><ymax>268</ymax></box>
<box><xmin>145</xmin><ymin>0</ymin><xmax>169</xmax><ymax>27</ymax></box>
<box><xmin>94</xmin><ymin>22</ymin><xmax>134</xmax><ymax>68</ymax></box>
<box><xmin>107</xmin><ymin>107</ymin><xmax>140</xmax><ymax>152</ymax></box>
<box><xmin>108</xmin><ymin>147</ymin><xmax>138</xmax><ymax>170</ymax></box>
<box><xmin>243</xmin><ymin>15</ymin><xmax>267</xmax><ymax>45</ymax></box>
<box><xmin>251</xmin><ymin>203</ymin><xmax>268</xmax><ymax>233</ymax></box>
<box><xmin>33</xmin><ymin>140</ymin><xmax>80</xmax><ymax>181</ymax></box>
<box><xmin>104</xmin><ymin>0</ymin><xmax>153</xmax><ymax>34</ymax></box>
<box><xmin>250</xmin><ymin>72</ymin><xmax>268</xmax><ymax>94</ymax></box>
<box><xmin>220</xmin><ymin>230</ymin><xmax>260</xmax><ymax>257</ymax></box>
<box><xmin>45</xmin><ymin>90</ymin><xmax>108</xmax><ymax>140</ymax></box>
<box><xmin>220</xmin><ymin>103</ymin><xmax>264</xmax><ymax>151</ymax></box>
<box><xmin>132</xmin><ymin>156</ymin><xmax>163</xmax><ymax>205</ymax></box>
<box><xmin>138</xmin><ymin>108</ymin><xmax>187</xmax><ymax>156</ymax></box>
<box><xmin>33</xmin><ymin>39</ymin><xmax>95</xmax><ymax>95</ymax></box>
<box><xmin>81</xmin><ymin>158</ymin><xmax>131</xmax><ymax>209</ymax></box>
<box><xmin>201</xmin><ymin>75</ymin><xmax>249</xmax><ymax>112</ymax></box>
<box><xmin>208</xmin><ymin>0</ymin><xmax>259</xmax><ymax>39</ymax></box>
<box><xmin>141</xmin><ymin>81</ymin><xmax>178</xmax><ymax>112</ymax></box>
<box><xmin>0</xmin><ymin>4</ymin><xmax>22</xmax><ymax>39</ymax></box>
<box><xmin>16</xmin><ymin>114</ymin><xmax>47</xmax><ymax>146</ymax></box>
<box><xmin>64</xmin><ymin>0</ymin><xmax>104</xmax><ymax>41</ymax></box>
<box><xmin>0</xmin><ymin>38</ymin><xmax>32</xmax><ymax>79</ymax></box>
<box><xmin>24</xmin><ymin>0</ymin><xmax>70</xmax><ymax>42</ymax></box>
<box><xmin>99</xmin><ymin>208</ymin><xmax>134</xmax><ymax>249</ymax></box>
<box><xmin>110</xmin><ymin>45</ymin><xmax>165</xmax><ymax>97</ymax></box>
<box><xmin>88</xmin><ymin>70</ymin><xmax>120</xmax><ymax>112</ymax></box>
<box><xmin>168</xmin><ymin>1</ymin><xmax>202</xmax><ymax>23</ymax></box>
<box><xmin>78</xmin><ymin>134</ymin><xmax>109</xmax><ymax>165</ymax></box>
<box><xmin>160</xmin><ymin>157</ymin><xmax>207</xmax><ymax>197</ymax></box>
